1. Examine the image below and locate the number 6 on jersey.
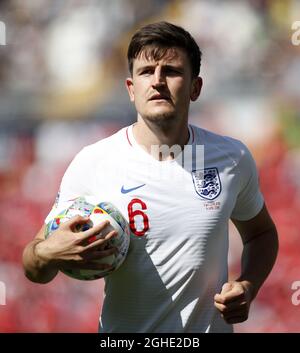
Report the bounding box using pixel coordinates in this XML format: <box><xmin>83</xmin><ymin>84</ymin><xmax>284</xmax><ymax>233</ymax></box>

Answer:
<box><xmin>128</xmin><ymin>198</ymin><xmax>149</xmax><ymax>237</ymax></box>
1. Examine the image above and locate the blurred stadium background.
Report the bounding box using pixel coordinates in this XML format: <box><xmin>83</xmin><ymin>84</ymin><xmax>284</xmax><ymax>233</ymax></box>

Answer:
<box><xmin>0</xmin><ymin>0</ymin><xmax>299</xmax><ymax>332</ymax></box>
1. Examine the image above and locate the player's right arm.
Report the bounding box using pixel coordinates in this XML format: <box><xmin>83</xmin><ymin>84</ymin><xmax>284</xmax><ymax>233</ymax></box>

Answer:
<box><xmin>22</xmin><ymin>224</ymin><xmax>59</xmax><ymax>284</ymax></box>
<box><xmin>22</xmin><ymin>216</ymin><xmax>118</xmax><ymax>284</ymax></box>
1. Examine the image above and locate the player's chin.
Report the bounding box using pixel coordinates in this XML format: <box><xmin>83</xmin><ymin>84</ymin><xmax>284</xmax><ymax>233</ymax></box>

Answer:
<box><xmin>144</xmin><ymin>109</ymin><xmax>175</xmax><ymax>122</ymax></box>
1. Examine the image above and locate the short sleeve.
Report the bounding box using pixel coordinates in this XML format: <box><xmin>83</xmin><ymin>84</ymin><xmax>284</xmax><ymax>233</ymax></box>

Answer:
<box><xmin>230</xmin><ymin>143</ymin><xmax>264</xmax><ymax>221</ymax></box>
<box><xmin>45</xmin><ymin>147</ymin><xmax>94</xmax><ymax>223</ymax></box>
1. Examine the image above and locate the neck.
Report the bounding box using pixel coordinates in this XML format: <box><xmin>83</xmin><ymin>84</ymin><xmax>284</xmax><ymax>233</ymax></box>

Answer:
<box><xmin>132</xmin><ymin>116</ymin><xmax>190</xmax><ymax>160</ymax></box>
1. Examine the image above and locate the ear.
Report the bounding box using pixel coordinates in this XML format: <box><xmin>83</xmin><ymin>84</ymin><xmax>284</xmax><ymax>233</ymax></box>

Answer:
<box><xmin>190</xmin><ymin>77</ymin><xmax>203</xmax><ymax>101</ymax></box>
<box><xmin>125</xmin><ymin>77</ymin><xmax>135</xmax><ymax>102</ymax></box>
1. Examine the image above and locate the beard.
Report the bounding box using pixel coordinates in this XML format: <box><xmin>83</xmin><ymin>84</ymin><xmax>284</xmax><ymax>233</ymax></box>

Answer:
<box><xmin>142</xmin><ymin>110</ymin><xmax>178</xmax><ymax>128</ymax></box>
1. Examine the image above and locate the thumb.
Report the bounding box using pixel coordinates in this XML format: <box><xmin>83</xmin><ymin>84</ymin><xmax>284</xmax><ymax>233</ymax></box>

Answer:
<box><xmin>220</xmin><ymin>282</ymin><xmax>234</xmax><ymax>295</ymax></box>
<box><xmin>214</xmin><ymin>282</ymin><xmax>234</xmax><ymax>303</ymax></box>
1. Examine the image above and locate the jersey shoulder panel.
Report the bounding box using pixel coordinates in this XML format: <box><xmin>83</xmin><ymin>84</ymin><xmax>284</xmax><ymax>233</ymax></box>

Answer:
<box><xmin>80</xmin><ymin>125</ymin><xmax>130</xmax><ymax>158</ymax></box>
<box><xmin>191</xmin><ymin>124</ymin><xmax>249</xmax><ymax>165</ymax></box>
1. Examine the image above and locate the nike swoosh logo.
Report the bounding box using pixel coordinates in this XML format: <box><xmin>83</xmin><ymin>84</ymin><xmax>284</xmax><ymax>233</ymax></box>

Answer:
<box><xmin>121</xmin><ymin>184</ymin><xmax>146</xmax><ymax>194</ymax></box>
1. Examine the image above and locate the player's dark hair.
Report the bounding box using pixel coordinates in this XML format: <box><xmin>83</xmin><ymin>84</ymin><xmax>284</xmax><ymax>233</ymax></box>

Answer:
<box><xmin>127</xmin><ymin>21</ymin><xmax>202</xmax><ymax>78</ymax></box>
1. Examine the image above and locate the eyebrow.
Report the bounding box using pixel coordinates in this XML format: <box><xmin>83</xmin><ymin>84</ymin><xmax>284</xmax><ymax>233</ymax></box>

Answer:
<box><xmin>136</xmin><ymin>64</ymin><xmax>184</xmax><ymax>74</ymax></box>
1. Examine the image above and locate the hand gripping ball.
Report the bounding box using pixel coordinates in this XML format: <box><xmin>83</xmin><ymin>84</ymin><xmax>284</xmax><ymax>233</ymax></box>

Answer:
<box><xmin>45</xmin><ymin>197</ymin><xmax>131</xmax><ymax>280</ymax></box>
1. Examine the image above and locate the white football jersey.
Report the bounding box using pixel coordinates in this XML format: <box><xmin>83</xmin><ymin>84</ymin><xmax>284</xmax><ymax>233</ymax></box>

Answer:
<box><xmin>46</xmin><ymin>124</ymin><xmax>264</xmax><ymax>333</ymax></box>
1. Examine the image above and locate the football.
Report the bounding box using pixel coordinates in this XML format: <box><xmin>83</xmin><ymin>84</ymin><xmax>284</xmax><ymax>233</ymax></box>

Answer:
<box><xmin>45</xmin><ymin>197</ymin><xmax>131</xmax><ymax>280</ymax></box>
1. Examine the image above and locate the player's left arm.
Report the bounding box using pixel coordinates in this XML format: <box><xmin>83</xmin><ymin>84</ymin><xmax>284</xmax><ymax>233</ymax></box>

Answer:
<box><xmin>214</xmin><ymin>203</ymin><xmax>278</xmax><ymax>324</ymax></box>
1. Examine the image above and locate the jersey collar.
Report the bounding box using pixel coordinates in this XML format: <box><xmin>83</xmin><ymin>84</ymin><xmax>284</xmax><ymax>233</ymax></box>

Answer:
<box><xmin>126</xmin><ymin>124</ymin><xmax>194</xmax><ymax>147</ymax></box>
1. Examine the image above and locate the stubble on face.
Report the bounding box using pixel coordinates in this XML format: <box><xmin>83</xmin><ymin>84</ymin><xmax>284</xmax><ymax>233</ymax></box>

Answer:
<box><xmin>142</xmin><ymin>109</ymin><xmax>176</xmax><ymax>126</ymax></box>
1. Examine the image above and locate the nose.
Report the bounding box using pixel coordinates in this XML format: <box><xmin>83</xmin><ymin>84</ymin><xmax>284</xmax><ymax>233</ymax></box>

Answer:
<box><xmin>151</xmin><ymin>66</ymin><xmax>166</xmax><ymax>88</ymax></box>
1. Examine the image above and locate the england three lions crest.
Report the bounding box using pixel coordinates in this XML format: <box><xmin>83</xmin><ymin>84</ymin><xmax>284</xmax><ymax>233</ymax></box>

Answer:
<box><xmin>192</xmin><ymin>168</ymin><xmax>222</xmax><ymax>200</ymax></box>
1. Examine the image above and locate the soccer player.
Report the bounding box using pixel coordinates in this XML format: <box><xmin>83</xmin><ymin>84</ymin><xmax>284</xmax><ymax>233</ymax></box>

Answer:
<box><xmin>22</xmin><ymin>22</ymin><xmax>278</xmax><ymax>333</ymax></box>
